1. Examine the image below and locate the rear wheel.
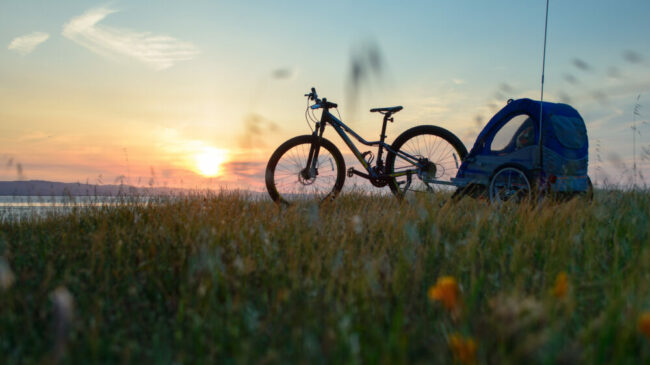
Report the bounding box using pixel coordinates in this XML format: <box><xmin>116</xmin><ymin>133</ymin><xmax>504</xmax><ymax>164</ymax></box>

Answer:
<box><xmin>386</xmin><ymin>125</ymin><xmax>467</xmax><ymax>198</ymax></box>
<box><xmin>265</xmin><ymin>135</ymin><xmax>345</xmax><ymax>205</ymax></box>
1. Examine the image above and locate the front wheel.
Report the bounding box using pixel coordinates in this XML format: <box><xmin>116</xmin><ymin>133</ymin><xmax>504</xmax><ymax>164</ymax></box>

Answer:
<box><xmin>386</xmin><ymin>125</ymin><xmax>468</xmax><ymax>198</ymax></box>
<box><xmin>265</xmin><ymin>135</ymin><xmax>346</xmax><ymax>205</ymax></box>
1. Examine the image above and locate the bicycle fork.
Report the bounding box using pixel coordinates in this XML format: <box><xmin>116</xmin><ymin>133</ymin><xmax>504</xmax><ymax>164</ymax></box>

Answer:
<box><xmin>303</xmin><ymin>122</ymin><xmax>326</xmax><ymax>179</ymax></box>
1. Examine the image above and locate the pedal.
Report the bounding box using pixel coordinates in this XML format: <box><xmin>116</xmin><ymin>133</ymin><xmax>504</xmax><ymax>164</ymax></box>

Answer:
<box><xmin>347</xmin><ymin>168</ymin><xmax>354</xmax><ymax>178</ymax></box>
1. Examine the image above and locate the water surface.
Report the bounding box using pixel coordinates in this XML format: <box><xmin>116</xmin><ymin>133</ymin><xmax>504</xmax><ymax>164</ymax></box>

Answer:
<box><xmin>0</xmin><ymin>196</ymin><xmax>151</xmax><ymax>221</ymax></box>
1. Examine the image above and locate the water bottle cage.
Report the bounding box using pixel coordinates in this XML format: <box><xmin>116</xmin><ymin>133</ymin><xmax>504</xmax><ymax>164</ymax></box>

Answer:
<box><xmin>361</xmin><ymin>151</ymin><xmax>374</xmax><ymax>165</ymax></box>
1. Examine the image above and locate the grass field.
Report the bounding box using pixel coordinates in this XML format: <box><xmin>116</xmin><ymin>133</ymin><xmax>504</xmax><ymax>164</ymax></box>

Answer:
<box><xmin>1</xmin><ymin>191</ymin><xmax>649</xmax><ymax>364</ymax></box>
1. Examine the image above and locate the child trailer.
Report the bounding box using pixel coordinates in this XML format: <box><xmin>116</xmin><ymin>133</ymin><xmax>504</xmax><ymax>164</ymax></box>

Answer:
<box><xmin>453</xmin><ymin>98</ymin><xmax>592</xmax><ymax>202</ymax></box>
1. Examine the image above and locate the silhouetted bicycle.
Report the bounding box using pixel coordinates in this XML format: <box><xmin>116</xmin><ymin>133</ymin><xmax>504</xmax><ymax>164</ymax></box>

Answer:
<box><xmin>265</xmin><ymin>88</ymin><xmax>468</xmax><ymax>205</ymax></box>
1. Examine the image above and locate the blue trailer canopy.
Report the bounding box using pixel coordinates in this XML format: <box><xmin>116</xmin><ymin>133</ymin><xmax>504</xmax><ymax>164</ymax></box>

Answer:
<box><xmin>467</xmin><ymin>98</ymin><xmax>587</xmax><ymax>159</ymax></box>
<box><xmin>455</xmin><ymin>98</ymin><xmax>589</xmax><ymax>192</ymax></box>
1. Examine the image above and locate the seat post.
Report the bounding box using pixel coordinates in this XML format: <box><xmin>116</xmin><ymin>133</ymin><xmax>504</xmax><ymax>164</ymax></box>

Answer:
<box><xmin>377</xmin><ymin>112</ymin><xmax>392</xmax><ymax>165</ymax></box>
<box><xmin>380</xmin><ymin>112</ymin><xmax>391</xmax><ymax>143</ymax></box>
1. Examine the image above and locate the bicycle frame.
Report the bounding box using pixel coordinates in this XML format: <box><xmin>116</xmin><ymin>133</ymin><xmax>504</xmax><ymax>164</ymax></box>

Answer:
<box><xmin>305</xmin><ymin>107</ymin><xmax>453</xmax><ymax>184</ymax></box>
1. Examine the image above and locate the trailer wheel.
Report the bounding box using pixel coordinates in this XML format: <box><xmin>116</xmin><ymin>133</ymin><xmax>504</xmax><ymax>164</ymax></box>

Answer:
<box><xmin>489</xmin><ymin>165</ymin><xmax>532</xmax><ymax>203</ymax></box>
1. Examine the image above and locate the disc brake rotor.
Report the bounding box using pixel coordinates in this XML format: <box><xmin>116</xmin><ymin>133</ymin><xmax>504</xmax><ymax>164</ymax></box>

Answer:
<box><xmin>298</xmin><ymin>168</ymin><xmax>317</xmax><ymax>185</ymax></box>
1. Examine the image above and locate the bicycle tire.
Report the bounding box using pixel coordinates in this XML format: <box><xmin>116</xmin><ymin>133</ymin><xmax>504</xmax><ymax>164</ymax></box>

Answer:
<box><xmin>265</xmin><ymin>135</ymin><xmax>345</xmax><ymax>205</ymax></box>
<box><xmin>386</xmin><ymin>125</ymin><xmax>467</xmax><ymax>198</ymax></box>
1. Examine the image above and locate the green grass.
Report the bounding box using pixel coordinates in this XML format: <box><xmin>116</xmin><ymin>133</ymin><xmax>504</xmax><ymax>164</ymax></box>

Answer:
<box><xmin>1</xmin><ymin>191</ymin><xmax>649</xmax><ymax>364</ymax></box>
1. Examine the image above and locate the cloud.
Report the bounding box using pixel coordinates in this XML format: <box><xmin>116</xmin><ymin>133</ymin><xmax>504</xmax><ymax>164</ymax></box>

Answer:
<box><xmin>8</xmin><ymin>32</ymin><xmax>50</xmax><ymax>55</ymax></box>
<box><xmin>62</xmin><ymin>7</ymin><xmax>199</xmax><ymax>70</ymax></box>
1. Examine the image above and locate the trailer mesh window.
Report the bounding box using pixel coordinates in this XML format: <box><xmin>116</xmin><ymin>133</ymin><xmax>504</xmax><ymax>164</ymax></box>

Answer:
<box><xmin>550</xmin><ymin>115</ymin><xmax>587</xmax><ymax>149</ymax></box>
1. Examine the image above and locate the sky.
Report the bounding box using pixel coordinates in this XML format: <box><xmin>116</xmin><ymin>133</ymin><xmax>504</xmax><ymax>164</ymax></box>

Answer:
<box><xmin>1</xmin><ymin>0</ymin><xmax>649</xmax><ymax>190</ymax></box>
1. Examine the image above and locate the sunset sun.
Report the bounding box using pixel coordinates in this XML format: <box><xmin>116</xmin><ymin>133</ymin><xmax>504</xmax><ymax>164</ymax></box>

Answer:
<box><xmin>195</xmin><ymin>147</ymin><xmax>228</xmax><ymax>177</ymax></box>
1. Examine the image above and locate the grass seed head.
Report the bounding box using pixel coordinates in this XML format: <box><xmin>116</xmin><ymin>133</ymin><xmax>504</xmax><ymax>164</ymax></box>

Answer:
<box><xmin>0</xmin><ymin>256</ymin><xmax>15</xmax><ymax>290</ymax></box>
<box><xmin>50</xmin><ymin>286</ymin><xmax>74</xmax><ymax>362</ymax></box>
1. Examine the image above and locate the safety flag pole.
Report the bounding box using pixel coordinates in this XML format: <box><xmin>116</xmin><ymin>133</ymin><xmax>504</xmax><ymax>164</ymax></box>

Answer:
<box><xmin>539</xmin><ymin>0</ymin><xmax>550</xmax><ymax>169</ymax></box>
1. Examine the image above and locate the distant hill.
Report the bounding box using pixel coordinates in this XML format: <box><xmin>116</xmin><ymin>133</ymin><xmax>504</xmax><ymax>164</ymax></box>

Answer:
<box><xmin>0</xmin><ymin>180</ymin><xmax>269</xmax><ymax>198</ymax></box>
<box><xmin>0</xmin><ymin>180</ymin><xmax>180</xmax><ymax>196</ymax></box>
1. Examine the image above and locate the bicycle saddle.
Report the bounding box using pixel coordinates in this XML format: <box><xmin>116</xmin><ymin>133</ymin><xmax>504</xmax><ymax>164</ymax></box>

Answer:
<box><xmin>370</xmin><ymin>106</ymin><xmax>403</xmax><ymax>114</ymax></box>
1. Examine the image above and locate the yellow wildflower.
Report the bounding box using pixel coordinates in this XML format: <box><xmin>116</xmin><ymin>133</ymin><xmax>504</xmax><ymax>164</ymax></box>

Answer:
<box><xmin>639</xmin><ymin>312</ymin><xmax>650</xmax><ymax>339</ymax></box>
<box><xmin>448</xmin><ymin>333</ymin><xmax>477</xmax><ymax>364</ymax></box>
<box><xmin>552</xmin><ymin>272</ymin><xmax>569</xmax><ymax>299</ymax></box>
<box><xmin>428</xmin><ymin>276</ymin><xmax>460</xmax><ymax>311</ymax></box>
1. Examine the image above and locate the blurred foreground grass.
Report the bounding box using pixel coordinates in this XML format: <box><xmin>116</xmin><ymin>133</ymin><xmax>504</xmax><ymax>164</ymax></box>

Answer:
<box><xmin>1</xmin><ymin>191</ymin><xmax>649</xmax><ymax>364</ymax></box>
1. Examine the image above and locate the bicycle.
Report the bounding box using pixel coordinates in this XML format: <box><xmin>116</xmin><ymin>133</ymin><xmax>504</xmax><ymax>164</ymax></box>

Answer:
<box><xmin>265</xmin><ymin>87</ymin><xmax>468</xmax><ymax>205</ymax></box>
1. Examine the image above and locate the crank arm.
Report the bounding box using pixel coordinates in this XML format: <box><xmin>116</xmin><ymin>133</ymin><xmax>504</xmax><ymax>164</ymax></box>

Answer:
<box><xmin>347</xmin><ymin>167</ymin><xmax>372</xmax><ymax>179</ymax></box>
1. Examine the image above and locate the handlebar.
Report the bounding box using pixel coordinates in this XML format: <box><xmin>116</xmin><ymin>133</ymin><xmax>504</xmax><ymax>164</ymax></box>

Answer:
<box><xmin>305</xmin><ymin>87</ymin><xmax>337</xmax><ymax>109</ymax></box>
<box><xmin>310</xmin><ymin>99</ymin><xmax>338</xmax><ymax>109</ymax></box>
<box><xmin>304</xmin><ymin>87</ymin><xmax>318</xmax><ymax>101</ymax></box>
